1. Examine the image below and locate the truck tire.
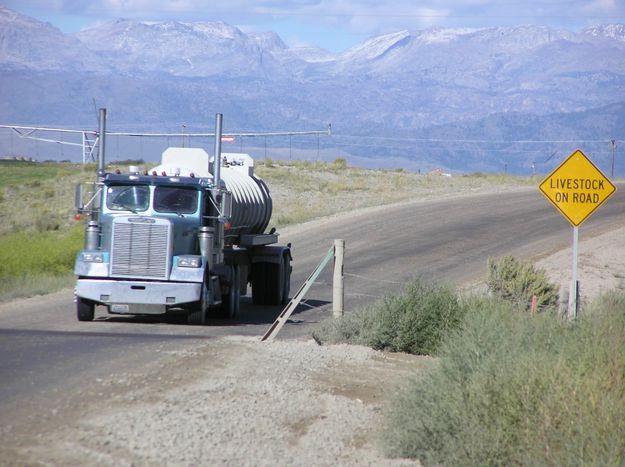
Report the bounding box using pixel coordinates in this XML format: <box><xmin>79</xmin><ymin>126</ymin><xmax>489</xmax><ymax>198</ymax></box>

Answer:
<box><xmin>252</xmin><ymin>259</ymin><xmax>284</xmax><ymax>306</ymax></box>
<box><xmin>221</xmin><ymin>265</ymin><xmax>240</xmax><ymax>319</ymax></box>
<box><xmin>77</xmin><ymin>297</ymin><xmax>95</xmax><ymax>321</ymax></box>
<box><xmin>251</xmin><ymin>263</ymin><xmax>267</xmax><ymax>304</ymax></box>
<box><xmin>188</xmin><ymin>275</ymin><xmax>210</xmax><ymax>325</ymax></box>
<box><xmin>281</xmin><ymin>253</ymin><xmax>292</xmax><ymax>305</ymax></box>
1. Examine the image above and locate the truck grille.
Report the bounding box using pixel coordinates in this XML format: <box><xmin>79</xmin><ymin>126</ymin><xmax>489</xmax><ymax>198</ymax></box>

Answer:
<box><xmin>110</xmin><ymin>217</ymin><xmax>171</xmax><ymax>280</ymax></box>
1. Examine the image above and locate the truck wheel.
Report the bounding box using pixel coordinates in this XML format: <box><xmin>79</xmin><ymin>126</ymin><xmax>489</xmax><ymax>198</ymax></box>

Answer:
<box><xmin>251</xmin><ymin>262</ymin><xmax>268</xmax><ymax>304</ymax></box>
<box><xmin>252</xmin><ymin>258</ymin><xmax>284</xmax><ymax>306</ymax></box>
<box><xmin>221</xmin><ymin>266</ymin><xmax>240</xmax><ymax>319</ymax></box>
<box><xmin>188</xmin><ymin>277</ymin><xmax>210</xmax><ymax>325</ymax></box>
<box><xmin>77</xmin><ymin>297</ymin><xmax>95</xmax><ymax>321</ymax></box>
<box><xmin>281</xmin><ymin>254</ymin><xmax>292</xmax><ymax>305</ymax></box>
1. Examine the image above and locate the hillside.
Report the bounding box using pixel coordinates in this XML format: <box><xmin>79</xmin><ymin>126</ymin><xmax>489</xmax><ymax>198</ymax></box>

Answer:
<box><xmin>1</xmin><ymin>6</ymin><xmax>624</xmax><ymax>173</ymax></box>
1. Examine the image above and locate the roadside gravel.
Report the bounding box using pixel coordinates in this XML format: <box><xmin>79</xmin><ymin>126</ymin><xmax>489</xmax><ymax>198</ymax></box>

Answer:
<box><xmin>8</xmin><ymin>337</ymin><xmax>426</xmax><ymax>466</ymax></box>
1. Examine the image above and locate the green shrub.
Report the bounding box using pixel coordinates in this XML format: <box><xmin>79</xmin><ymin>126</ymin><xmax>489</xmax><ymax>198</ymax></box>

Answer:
<box><xmin>0</xmin><ymin>224</ymin><xmax>83</xmax><ymax>301</ymax></box>
<box><xmin>331</xmin><ymin>157</ymin><xmax>347</xmax><ymax>170</ymax></box>
<box><xmin>313</xmin><ymin>278</ymin><xmax>466</xmax><ymax>355</ymax></box>
<box><xmin>486</xmin><ymin>255</ymin><xmax>558</xmax><ymax>311</ymax></box>
<box><xmin>383</xmin><ymin>294</ymin><xmax>625</xmax><ymax>466</ymax></box>
<box><xmin>0</xmin><ymin>224</ymin><xmax>83</xmax><ymax>278</ymax></box>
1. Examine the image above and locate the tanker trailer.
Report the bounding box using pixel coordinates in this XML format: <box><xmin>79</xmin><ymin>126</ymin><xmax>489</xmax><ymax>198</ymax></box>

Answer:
<box><xmin>74</xmin><ymin>112</ymin><xmax>291</xmax><ymax>324</ymax></box>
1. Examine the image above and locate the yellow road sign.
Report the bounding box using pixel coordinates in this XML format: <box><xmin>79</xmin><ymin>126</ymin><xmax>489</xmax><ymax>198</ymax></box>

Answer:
<box><xmin>539</xmin><ymin>149</ymin><xmax>616</xmax><ymax>226</ymax></box>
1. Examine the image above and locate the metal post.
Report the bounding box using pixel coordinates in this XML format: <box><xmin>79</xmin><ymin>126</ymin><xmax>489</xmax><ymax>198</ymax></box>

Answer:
<box><xmin>333</xmin><ymin>239</ymin><xmax>345</xmax><ymax>317</ymax></box>
<box><xmin>213</xmin><ymin>114</ymin><xmax>223</xmax><ymax>185</ymax></box>
<box><xmin>213</xmin><ymin>113</ymin><xmax>224</xmax><ymax>264</ymax></box>
<box><xmin>97</xmin><ymin>108</ymin><xmax>106</xmax><ymax>175</ymax></box>
<box><xmin>82</xmin><ymin>131</ymin><xmax>87</xmax><ymax>164</ymax></box>
<box><xmin>568</xmin><ymin>226</ymin><xmax>579</xmax><ymax>320</ymax></box>
<box><xmin>611</xmin><ymin>139</ymin><xmax>616</xmax><ymax>179</ymax></box>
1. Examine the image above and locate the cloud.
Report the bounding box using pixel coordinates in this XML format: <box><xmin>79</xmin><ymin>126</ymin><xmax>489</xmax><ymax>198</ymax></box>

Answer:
<box><xmin>7</xmin><ymin>0</ymin><xmax>625</xmax><ymax>35</ymax></box>
<box><xmin>582</xmin><ymin>0</ymin><xmax>617</xmax><ymax>13</ymax></box>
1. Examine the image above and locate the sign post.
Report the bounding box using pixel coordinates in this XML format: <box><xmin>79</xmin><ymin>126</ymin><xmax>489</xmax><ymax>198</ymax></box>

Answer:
<box><xmin>539</xmin><ymin>149</ymin><xmax>616</xmax><ymax>319</ymax></box>
<box><xmin>570</xmin><ymin>226</ymin><xmax>579</xmax><ymax>318</ymax></box>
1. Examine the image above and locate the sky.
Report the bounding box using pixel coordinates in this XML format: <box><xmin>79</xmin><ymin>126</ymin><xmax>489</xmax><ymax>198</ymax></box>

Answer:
<box><xmin>4</xmin><ymin>0</ymin><xmax>625</xmax><ymax>52</ymax></box>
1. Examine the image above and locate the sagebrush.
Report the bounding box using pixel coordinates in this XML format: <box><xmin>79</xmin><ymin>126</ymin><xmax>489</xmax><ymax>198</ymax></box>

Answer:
<box><xmin>313</xmin><ymin>278</ymin><xmax>466</xmax><ymax>355</ymax></box>
<box><xmin>383</xmin><ymin>293</ymin><xmax>625</xmax><ymax>466</ymax></box>
<box><xmin>486</xmin><ymin>255</ymin><xmax>558</xmax><ymax>311</ymax></box>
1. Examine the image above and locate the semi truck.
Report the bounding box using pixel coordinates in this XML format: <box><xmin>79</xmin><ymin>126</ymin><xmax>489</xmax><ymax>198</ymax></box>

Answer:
<box><xmin>73</xmin><ymin>110</ymin><xmax>291</xmax><ymax>324</ymax></box>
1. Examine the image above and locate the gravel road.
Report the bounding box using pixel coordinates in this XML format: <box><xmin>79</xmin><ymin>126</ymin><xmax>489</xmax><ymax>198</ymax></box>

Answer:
<box><xmin>3</xmin><ymin>336</ymin><xmax>425</xmax><ymax>466</ymax></box>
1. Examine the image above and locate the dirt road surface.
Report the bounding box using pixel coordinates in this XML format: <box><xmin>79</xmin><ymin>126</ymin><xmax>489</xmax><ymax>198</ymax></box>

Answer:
<box><xmin>1</xmin><ymin>186</ymin><xmax>624</xmax><ymax>465</ymax></box>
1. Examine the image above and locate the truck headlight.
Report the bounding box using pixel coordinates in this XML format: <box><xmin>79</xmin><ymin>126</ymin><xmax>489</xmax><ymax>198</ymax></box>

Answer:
<box><xmin>178</xmin><ymin>256</ymin><xmax>201</xmax><ymax>268</ymax></box>
<box><xmin>81</xmin><ymin>252</ymin><xmax>104</xmax><ymax>263</ymax></box>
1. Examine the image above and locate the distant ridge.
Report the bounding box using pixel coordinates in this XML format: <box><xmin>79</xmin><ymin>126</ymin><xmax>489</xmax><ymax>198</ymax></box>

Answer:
<box><xmin>0</xmin><ymin>6</ymin><xmax>624</xmax><ymax>173</ymax></box>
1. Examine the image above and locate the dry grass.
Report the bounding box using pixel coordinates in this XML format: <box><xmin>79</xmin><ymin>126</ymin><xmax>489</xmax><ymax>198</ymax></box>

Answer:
<box><xmin>257</xmin><ymin>159</ymin><xmax>533</xmax><ymax>228</ymax></box>
<box><xmin>0</xmin><ymin>160</ymin><xmax>94</xmax><ymax>235</ymax></box>
<box><xmin>0</xmin><ymin>158</ymin><xmax>531</xmax><ymax>301</ymax></box>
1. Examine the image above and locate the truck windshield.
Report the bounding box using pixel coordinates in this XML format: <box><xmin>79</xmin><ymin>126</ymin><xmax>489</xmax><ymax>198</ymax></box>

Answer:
<box><xmin>106</xmin><ymin>185</ymin><xmax>150</xmax><ymax>212</ymax></box>
<box><xmin>153</xmin><ymin>186</ymin><xmax>198</xmax><ymax>214</ymax></box>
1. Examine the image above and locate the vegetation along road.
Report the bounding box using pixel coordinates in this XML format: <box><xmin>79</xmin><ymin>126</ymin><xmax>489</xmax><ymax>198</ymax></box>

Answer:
<box><xmin>1</xmin><ymin>184</ymin><xmax>624</xmax><ymax>464</ymax></box>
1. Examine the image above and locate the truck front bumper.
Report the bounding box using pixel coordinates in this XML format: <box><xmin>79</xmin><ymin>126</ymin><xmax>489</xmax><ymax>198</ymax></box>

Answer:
<box><xmin>76</xmin><ymin>279</ymin><xmax>202</xmax><ymax>314</ymax></box>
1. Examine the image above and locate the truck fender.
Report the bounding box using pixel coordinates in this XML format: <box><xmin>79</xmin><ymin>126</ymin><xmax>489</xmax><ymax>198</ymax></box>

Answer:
<box><xmin>250</xmin><ymin>245</ymin><xmax>291</xmax><ymax>265</ymax></box>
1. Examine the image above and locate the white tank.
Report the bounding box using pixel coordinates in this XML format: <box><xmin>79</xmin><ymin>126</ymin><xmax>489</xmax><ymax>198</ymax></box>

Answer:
<box><xmin>151</xmin><ymin>148</ymin><xmax>272</xmax><ymax>235</ymax></box>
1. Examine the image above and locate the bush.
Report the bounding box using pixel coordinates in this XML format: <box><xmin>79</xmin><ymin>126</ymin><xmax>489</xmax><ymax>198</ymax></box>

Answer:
<box><xmin>313</xmin><ymin>278</ymin><xmax>466</xmax><ymax>355</ymax></box>
<box><xmin>383</xmin><ymin>294</ymin><xmax>625</xmax><ymax>466</ymax></box>
<box><xmin>0</xmin><ymin>224</ymin><xmax>83</xmax><ymax>301</ymax></box>
<box><xmin>486</xmin><ymin>255</ymin><xmax>558</xmax><ymax>312</ymax></box>
<box><xmin>0</xmin><ymin>224</ymin><xmax>83</xmax><ymax>278</ymax></box>
<box><xmin>331</xmin><ymin>157</ymin><xmax>347</xmax><ymax>170</ymax></box>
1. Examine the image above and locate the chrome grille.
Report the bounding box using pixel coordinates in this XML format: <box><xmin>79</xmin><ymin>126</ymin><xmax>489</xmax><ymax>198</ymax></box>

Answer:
<box><xmin>110</xmin><ymin>218</ymin><xmax>171</xmax><ymax>279</ymax></box>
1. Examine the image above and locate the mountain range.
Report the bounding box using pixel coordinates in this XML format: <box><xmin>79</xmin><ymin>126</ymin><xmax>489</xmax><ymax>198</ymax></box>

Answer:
<box><xmin>1</xmin><ymin>5</ymin><xmax>624</xmax><ymax>174</ymax></box>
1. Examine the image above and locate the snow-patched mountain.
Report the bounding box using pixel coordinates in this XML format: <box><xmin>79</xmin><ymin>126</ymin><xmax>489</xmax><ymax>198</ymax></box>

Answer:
<box><xmin>75</xmin><ymin>19</ymin><xmax>287</xmax><ymax>77</ymax></box>
<box><xmin>247</xmin><ymin>31</ymin><xmax>288</xmax><ymax>52</ymax></box>
<box><xmin>287</xmin><ymin>46</ymin><xmax>336</xmax><ymax>63</ymax></box>
<box><xmin>0</xmin><ymin>5</ymin><xmax>103</xmax><ymax>72</ymax></box>
<box><xmin>74</xmin><ymin>19</ymin><xmax>335</xmax><ymax>77</ymax></box>
<box><xmin>1</xmin><ymin>6</ymin><xmax>625</xmax><ymax>172</ymax></box>
<box><xmin>337</xmin><ymin>25</ymin><xmax>577</xmax><ymax>74</ymax></box>
<box><xmin>340</xmin><ymin>30</ymin><xmax>412</xmax><ymax>62</ymax></box>
<box><xmin>583</xmin><ymin>24</ymin><xmax>625</xmax><ymax>42</ymax></box>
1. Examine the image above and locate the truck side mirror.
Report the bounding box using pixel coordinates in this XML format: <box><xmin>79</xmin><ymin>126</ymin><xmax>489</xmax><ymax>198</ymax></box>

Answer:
<box><xmin>75</xmin><ymin>183</ymin><xmax>101</xmax><ymax>214</ymax></box>
<box><xmin>75</xmin><ymin>183</ymin><xmax>85</xmax><ymax>213</ymax></box>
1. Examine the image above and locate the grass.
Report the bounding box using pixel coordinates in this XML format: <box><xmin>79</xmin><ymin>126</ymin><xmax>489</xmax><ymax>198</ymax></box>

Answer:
<box><xmin>0</xmin><ymin>160</ymin><xmax>93</xmax><ymax>235</ymax></box>
<box><xmin>0</xmin><ymin>224</ymin><xmax>83</xmax><ymax>277</ymax></box>
<box><xmin>310</xmin><ymin>249</ymin><xmax>624</xmax><ymax>465</ymax></box>
<box><xmin>0</xmin><ymin>225</ymin><xmax>84</xmax><ymax>299</ymax></box>
<box><xmin>0</xmin><ymin>273</ymin><xmax>76</xmax><ymax>302</ymax></box>
<box><xmin>0</xmin><ymin>161</ymin><xmax>94</xmax><ymax>301</ymax></box>
<box><xmin>0</xmin><ymin>158</ymin><xmax>531</xmax><ymax>302</ymax></box>
<box><xmin>312</xmin><ymin>278</ymin><xmax>467</xmax><ymax>356</ymax></box>
<box><xmin>256</xmin><ymin>159</ymin><xmax>533</xmax><ymax>229</ymax></box>
<box><xmin>382</xmin><ymin>292</ymin><xmax>625</xmax><ymax>466</ymax></box>
<box><xmin>0</xmin><ymin>159</ymin><xmax>77</xmax><ymax>186</ymax></box>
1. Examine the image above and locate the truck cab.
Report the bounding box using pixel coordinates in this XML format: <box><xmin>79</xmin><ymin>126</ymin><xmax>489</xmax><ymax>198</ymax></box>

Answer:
<box><xmin>74</xmin><ymin>138</ymin><xmax>291</xmax><ymax>325</ymax></box>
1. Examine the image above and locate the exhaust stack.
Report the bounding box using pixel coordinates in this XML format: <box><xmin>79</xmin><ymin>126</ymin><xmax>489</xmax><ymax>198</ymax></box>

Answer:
<box><xmin>97</xmin><ymin>108</ymin><xmax>106</xmax><ymax>179</ymax></box>
<box><xmin>213</xmin><ymin>113</ymin><xmax>223</xmax><ymax>185</ymax></box>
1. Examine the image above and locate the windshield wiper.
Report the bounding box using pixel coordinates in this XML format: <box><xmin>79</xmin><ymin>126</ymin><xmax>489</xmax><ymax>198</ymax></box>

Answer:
<box><xmin>114</xmin><ymin>203</ymin><xmax>138</xmax><ymax>214</ymax></box>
